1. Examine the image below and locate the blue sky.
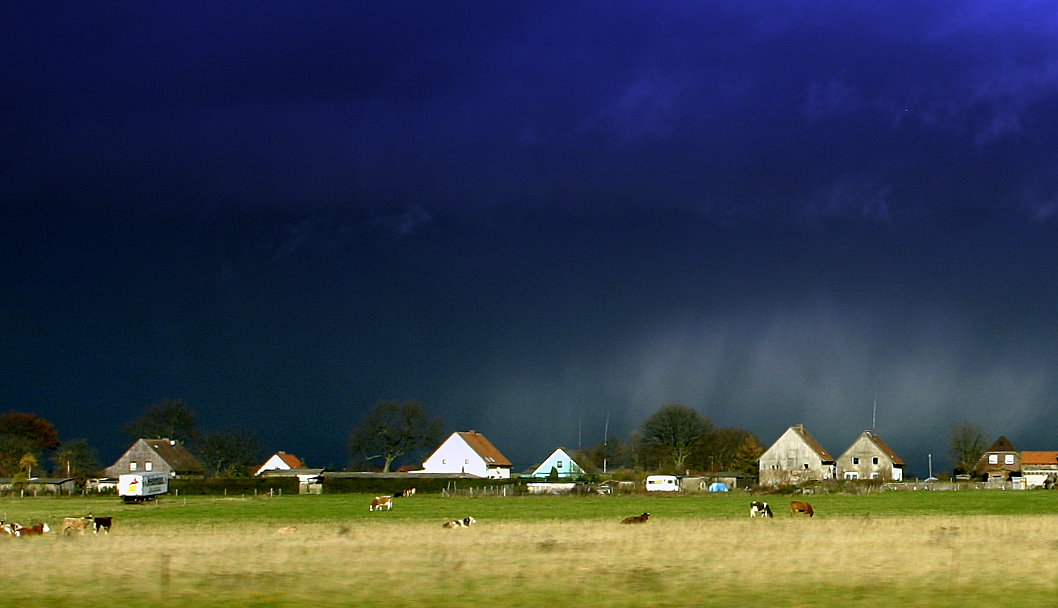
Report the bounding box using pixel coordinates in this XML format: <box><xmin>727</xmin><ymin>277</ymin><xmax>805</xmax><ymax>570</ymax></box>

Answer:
<box><xmin>4</xmin><ymin>2</ymin><xmax>1058</xmax><ymax>473</ymax></box>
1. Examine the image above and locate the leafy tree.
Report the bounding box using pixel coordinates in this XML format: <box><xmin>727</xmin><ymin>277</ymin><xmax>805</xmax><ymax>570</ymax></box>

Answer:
<box><xmin>0</xmin><ymin>411</ymin><xmax>61</xmax><ymax>476</ymax></box>
<box><xmin>949</xmin><ymin>422</ymin><xmax>988</xmax><ymax>475</ymax></box>
<box><xmin>637</xmin><ymin>404</ymin><xmax>714</xmax><ymax>472</ymax></box>
<box><xmin>696</xmin><ymin>427</ymin><xmax>756</xmax><ymax>472</ymax></box>
<box><xmin>55</xmin><ymin>438</ymin><xmax>101</xmax><ymax>481</ymax></box>
<box><xmin>348</xmin><ymin>400</ymin><xmax>444</xmax><ymax>472</ymax></box>
<box><xmin>197</xmin><ymin>429</ymin><xmax>263</xmax><ymax>477</ymax></box>
<box><xmin>732</xmin><ymin>434</ymin><xmax>764</xmax><ymax>479</ymax></box>
<box><xmin>123</xmin><ymin>399</ymin><xmax>199</xmax><ymax>444</ymax></box>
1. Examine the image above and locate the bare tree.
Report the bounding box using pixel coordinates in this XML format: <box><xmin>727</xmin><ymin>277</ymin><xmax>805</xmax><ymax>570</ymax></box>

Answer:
<box><xmin>949</xmin><ymin>422</ymin><xmax>987</xmax><ymax>475</ymax></box>
<box><xmin>638</xmin><ymin>404</ymin><xmax>714</xmax><ymax>472</ymax></box>
<box><xmin>348</xmin><ymin>401</ymin><xmax>444</xmax><ymax>472</ymax></box>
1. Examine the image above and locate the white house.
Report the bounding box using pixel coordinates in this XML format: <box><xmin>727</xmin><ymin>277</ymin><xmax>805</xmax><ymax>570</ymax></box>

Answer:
<box><xmin>419</xmin><ymin>430</ymin><xmax>512</xmax><ymax>479</ymax></box>
<box><xmin>529</xmin><ymin>447</ymin><xmax>585</xmax><ymax>479</ymax></box>
<box><xmin>254</xmin><ymin>451</ymin><xmax>304</xmax><ymax>476</ymax></box>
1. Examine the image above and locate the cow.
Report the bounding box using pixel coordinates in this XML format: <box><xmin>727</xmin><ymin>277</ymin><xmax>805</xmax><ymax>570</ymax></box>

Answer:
<box><xmin>15</xmin><ymin>522</ymin><xmax>50</xmax><ymax>536</ymax></box>
<box><xmin>394</xmin><ymin>487</ymin><xmax>416</xmax><ymax>497</ymax></box>
<box><xmin>369</xmin><ymin>496</ymin><xmax>393</xmax><ymax>512</ymax></box>
<box><xmin>621</xmin><ymin>512</ymin><xmax>650</xmax><ymax>524</ymax></box>
<box><xmin>93</xmin><ymin>517</ymin><xmax>113</xmax><ymax>534</ymax></box>
<box><xmin>62</xmin><ymin>516</ymin><xmax>94</xmax><ymax>535</ymax></box>
<box><xmin>0</xmin><ymin>521</ymin><xmax>15</xmax><ymax>536</ymax></box>
<box><xmin>443</xmin><ymin>516</ymin><xmax>477</xmax><ymax>528</ymax></box>
<box><xmin>790</xmin><ymin>500</ymin><xmax>815</xmax><ymax>517</ymax></box>
<box><xmin>749</xmin><ymin>501</ymin><xmax>773</xmax><ymax>518</ymax></box>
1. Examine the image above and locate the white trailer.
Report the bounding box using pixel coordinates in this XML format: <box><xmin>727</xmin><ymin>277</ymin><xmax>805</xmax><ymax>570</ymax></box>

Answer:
<box><xmin>117</xmin><ymin>472</ymin><xmax>169</xmax><ymax>502</ymax></box>
<box><xmin>645</xmin><ymin>475</ymin><xmax>681</xmax><ymax>492</ymax></box>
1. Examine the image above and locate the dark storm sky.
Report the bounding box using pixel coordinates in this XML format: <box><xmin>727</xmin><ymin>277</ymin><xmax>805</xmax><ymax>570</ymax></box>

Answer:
<box><xmin>4</xmin><ymin>2</ymin><xmax>1058</xmax><ymax>474</ymax></box>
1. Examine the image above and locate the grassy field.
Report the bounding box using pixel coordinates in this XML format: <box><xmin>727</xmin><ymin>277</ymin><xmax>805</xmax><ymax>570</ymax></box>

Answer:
<box><xmin>3</xmin><ymin>490</ymin><xmax>1058</xmax><ymax>607</ymax></box>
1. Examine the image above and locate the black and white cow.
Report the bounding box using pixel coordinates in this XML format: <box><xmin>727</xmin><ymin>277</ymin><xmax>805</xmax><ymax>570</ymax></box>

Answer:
<box><xmin>749</xmin><ymin>501</ymin><xmax>773</xmax><ymax>518</ymax></box>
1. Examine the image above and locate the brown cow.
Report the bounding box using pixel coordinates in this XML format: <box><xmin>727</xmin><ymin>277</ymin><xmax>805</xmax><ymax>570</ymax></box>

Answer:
<box><xmin>790</xmin><ymin>501</ymin><xmax>814</xmax><ymax>517</ymax></box>
<box><xmin>369</xmin><ymin>496</ymin><xmax>393</xmax><ymax>512</ymax></box>
<box><xmin>15</xmin><ymin>522</ymin><xmax>51</xmax><ymax>536</ymax></box>
<box><xmin>621</xmin><ymin>512</ymin><xmax>650</xmax><ymax>524</ymax></box>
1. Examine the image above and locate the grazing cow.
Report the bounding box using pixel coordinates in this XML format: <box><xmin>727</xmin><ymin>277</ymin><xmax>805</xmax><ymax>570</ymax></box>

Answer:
<box><xmin>0</xmin><ymin>521</ymin><xmax>15</xmax><ymax>536</ymax></box>
<box><xmin>790</xmin><ymin>501</ymin><xmax>814</xmax><ymax>517</ymax></box>
<box><xmin>621</xmin><ymin>512</ymin><xmax>651</xmax><ymax>524</ymax></box>
<box><xmin>749</xmin><ymin>501</ymin><xmax>773</xmax><ymax>518</ymax></box>
<box><xmin>93</xmin><ymin>517</ymin><xmax>113</xmax><ymax>534</ymax></box>
<box><xmin>394</xmin><ymin>487</ymin><xmax>416</xmax><ymax>497</ymax></box>
<box><xmin>369</xmin><ymin>496</ymin><xmax>393</xmax><ymax>512</ymax></box>
<box><xmin>62</xmin><ymin>516</ymin><xmax>94</xmax><ymax>535</ymax></box>
<box><xmin>15</xmin><ymin>522</ymin><xmax>50</xmax><ymax>536</ymax></box>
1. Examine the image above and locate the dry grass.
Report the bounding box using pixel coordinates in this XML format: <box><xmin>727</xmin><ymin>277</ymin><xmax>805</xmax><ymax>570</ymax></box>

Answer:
<box><xmin>4</xmin><ymin>514</ymin><xmax>1058</xmax><ymax>607</ymax></box>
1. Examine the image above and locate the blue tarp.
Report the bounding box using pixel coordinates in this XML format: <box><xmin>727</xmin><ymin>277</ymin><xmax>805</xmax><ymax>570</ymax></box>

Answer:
<box><xmin>708</xmin><ymin>482</ymin><xmax>729</xmax><ymax>492</ymax></box>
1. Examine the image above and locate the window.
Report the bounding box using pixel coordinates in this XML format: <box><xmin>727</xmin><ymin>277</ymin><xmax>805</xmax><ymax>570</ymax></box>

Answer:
<box><xmin>557</xmin><ymin>461</ymin><xmax>563</xmax><ymax>468</ymax></box>
<box><xmin>145</xmin><ymin>461</ymin><xmax>153</xmax><ymax>471</ymax></box>
<box><xmin>853</xmin><ymin>457</ymin><xmax>860</xmax><ymax>465</ymax></box>
<box><xmin>803</xmin><ymin>463</ymin><xmax>809</xmax><ymax>469</ymax></box>
<box><xmin>988</xmin><ymin>454</ymin><xmax>998</xmax><ymax>464</ymax></box>
<box><xmin>844</xmin><ymin>472</ymin><xmax>859</xmax><ymax>480</ymax></box>
<box><xmin>441</xmin><ymin>459</ymin><xmax>446</xmax><ymax>465</ymax></box>
<box><xmin>872</xmin><ymin>457</ymin><xmax>879</xmax><ymax>465</ymax></box>
<box><xmin>1005</xmin><ymin>455</ymin><xmax>1015</xmax><ymax>465</ymax></box>
<box><xmin>464</xmin><ymin>459</ymin><xmax>469</xmax><ymax>464</ymax></box>
<box><xmin>129</xmin><ymin>462</ymin><xmax>137</xmax><ymax>471</ymax></box>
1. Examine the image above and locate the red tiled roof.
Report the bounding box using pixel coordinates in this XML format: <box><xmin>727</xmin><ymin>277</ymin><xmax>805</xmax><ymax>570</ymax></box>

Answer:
<box><xmin>277</xmin><ymin>452</ymin><xmax>303</xmax><ymax>468</ymax></box>
<box><xmin>457</xmin><ymin>431</ymin><xmax>512</xmax><ymax>467</ymax></box>
<box><xmin>791</xmin><ymin>424</ymin><xmax>836</xmax><ymax>463</ymax></box>
<box><xmin>1020</xmin><ymin>451</ymin><xmax>1058</xmax><ymax>466</ymax></box>
<box><xmin>862</xmin><ymin>431</ymin><xmax>906</xmax><ymax>466</ymax></box>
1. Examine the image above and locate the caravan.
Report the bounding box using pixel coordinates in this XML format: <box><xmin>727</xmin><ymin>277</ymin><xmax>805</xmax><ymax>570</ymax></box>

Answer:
<box><xmin>645</xmin><ymin>475</ymin><xmax>680</xmax><ymax>492</ymax></box>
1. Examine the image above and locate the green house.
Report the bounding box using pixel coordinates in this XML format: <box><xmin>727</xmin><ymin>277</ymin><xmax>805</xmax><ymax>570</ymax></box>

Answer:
<box><xmin>529</xmin><ymin>447</ymin><xmax>585</xmax><ymax>479</ymax></box>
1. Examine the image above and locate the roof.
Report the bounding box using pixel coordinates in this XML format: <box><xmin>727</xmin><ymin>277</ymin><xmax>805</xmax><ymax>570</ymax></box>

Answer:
<box><xmin>860</xmin><ymin>430</ymin><xmax>906</xmax><ymax>466</ymax></box>
<box><xmin>789</xmin><ymin>424</ymin><xmax>836</xmax><ymax>463</ymax></box>
<box><xmin>1020</xmin><ymin>451</ymin><xmax>1058</xmax><ymax>466</ymax></box>
<box><xmin>985</xmin><ymin>436</ymin><xmax>1018</xmax><ymax>452</ymax></box>
<box><xmin>273</xmin><ymin>451</ymin><xmax>303</xmax><ymax>468</ymax></box>
<box><xmin>457</xmin><ymin>431</ymin><xmax>512</xmax><ymax>467</ymax></box>
<box><xmin>142</xmin><ymin>438</ymin><xmax>205</xmax><ymax>473</ymax></box>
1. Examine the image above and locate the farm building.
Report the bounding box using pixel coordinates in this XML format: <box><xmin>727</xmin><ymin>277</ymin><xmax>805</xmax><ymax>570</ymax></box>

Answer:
<box><xmin>758</xmin><ymin>424</ymin><xmax>836</xmax><ymax>487</ymax></box>
<box><xmin>1016</xmin><ymin>451</ymin><xmax>1058</xmax><ymax>489</ymax></box>
<box><xmin>104</xmin><ymin>438</ymin><xmax>205</xmax><ymax>478</ymax></box>
<box><xmin>836</xmin><ymin>430</ymin><xmax>905</xmax><ymax>481</ymax></box>
<box><xmin>255</xmin><ymin>451</ymin><xmax>305</xmax><ymax>476</ymax></box>
<box><xmin>528</xmin><ymin>447</ymin><xmax>586</xmax><ymax>479</ymax></box>
<box><xmin>418</xmin><ymin>430</ymin><xmax>512</xmax><ymax>479</ymax></box>
<box><xmin>974</xmin><ymin>436</ymin><xmax>1020</xmax><ymax>481</ymax></box>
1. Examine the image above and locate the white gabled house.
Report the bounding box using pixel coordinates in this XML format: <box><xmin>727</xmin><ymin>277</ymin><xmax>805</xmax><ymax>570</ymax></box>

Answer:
<box><xmin>419</xmin><ymin>430</ymin><xmax>512</xmax><ymax>479</ymax></box>
<box><xmin>254</xmin><ymin>451</ymin><xmax>304</xmax><ymax>476</ymax></box>
<box><xmin>529</xmin><ymin>447</ymin><xmax>585</xmax><ymax>479</ymax></box>
<box><xmin>758</xmin><ymin>424</ymin><xmax>836</xmax><ymax>487</ymax></box>
<box><xmin>836</xmin><ymin>430</ymin><xmax>905</xmax><ymax>481</ymax></box>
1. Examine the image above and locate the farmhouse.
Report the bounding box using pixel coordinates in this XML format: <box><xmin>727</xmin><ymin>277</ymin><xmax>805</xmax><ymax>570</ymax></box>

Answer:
<box><xmin>974</xmin><ymin>436</ymin><xmax>1020</xmax><ymax>481</ymax></box>
<box><xmin>419</xmin><ymin>430</ymin><xmax>512</xmax><ymax>479</ymax></box>
<box><xmin>758</xmin><ymin>424</ymin><xmax>836</xmax><ymax>487</ymax></box>
<box><xmin>1018</xmin><ymin>451</ymin><xmax>1058</xmax><ymax>489</ymax></box>
<box><xmin>254</xmin><ymin>451</ymin><xmax>305</xmax><ymax>476</ymax></box>
<box><xmin>104</xmin><ymin>438</ymin><xmax>205</xmax><ymax>478</ymax></box>
<box><xmin>836</xmin><ymin>430</ymin><xmax>905</xmax><ymax>481</ymax></box>
<box><xmin>528</xmin><ymin>447</ymin><xmax>585</xmax><ymax>479</ymax></box>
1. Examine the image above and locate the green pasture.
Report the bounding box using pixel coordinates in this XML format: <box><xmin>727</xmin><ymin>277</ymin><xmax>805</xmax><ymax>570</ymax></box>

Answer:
<box><xmin>3</xmin><ymin>487</ymin><xmax>1058</xmax><ymax>526</ymax></box>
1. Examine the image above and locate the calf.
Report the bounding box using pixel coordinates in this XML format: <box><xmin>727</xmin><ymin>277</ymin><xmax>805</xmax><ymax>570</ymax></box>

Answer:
<box><xmin>62</xmin><ymin>516</ymin><xmax>94</xmax><ymax>535</ymax></box>
<box><xmin>15</xmin><ymin>522</ymin><xmax>50</xmax><ymax>536</ymax></box>
<box><xmin>621</xmin><ymin>512</ymin><xmax>650</xmax><ymax>524</ymax></box>
<box><xmin>790</xmin><ymin>500</ymin><xmax>814</xmax><ymax>517</ymax></box>
<box><xmin>369</xmin><ymin>496</ymin><xmax>393</xmax><ymax>512</ymax></box>
<box><xmin>93</xmin><ymin>517</ymin><xmax>113</xmax><ymax>534</ymax></box>
<box><xmin>0</xmin><ymin>521</ymin><xmax>15</xmax><ymax>536</ymax></box>
<box><xmin>749</xmin><ymin>501</ymin><xmax>773</xmax><ymax>518</ymax></box>
<box><xmin>394</xmin><ymin>487</ymin><xmax>416</xmax><ymax>497</ymax></box>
